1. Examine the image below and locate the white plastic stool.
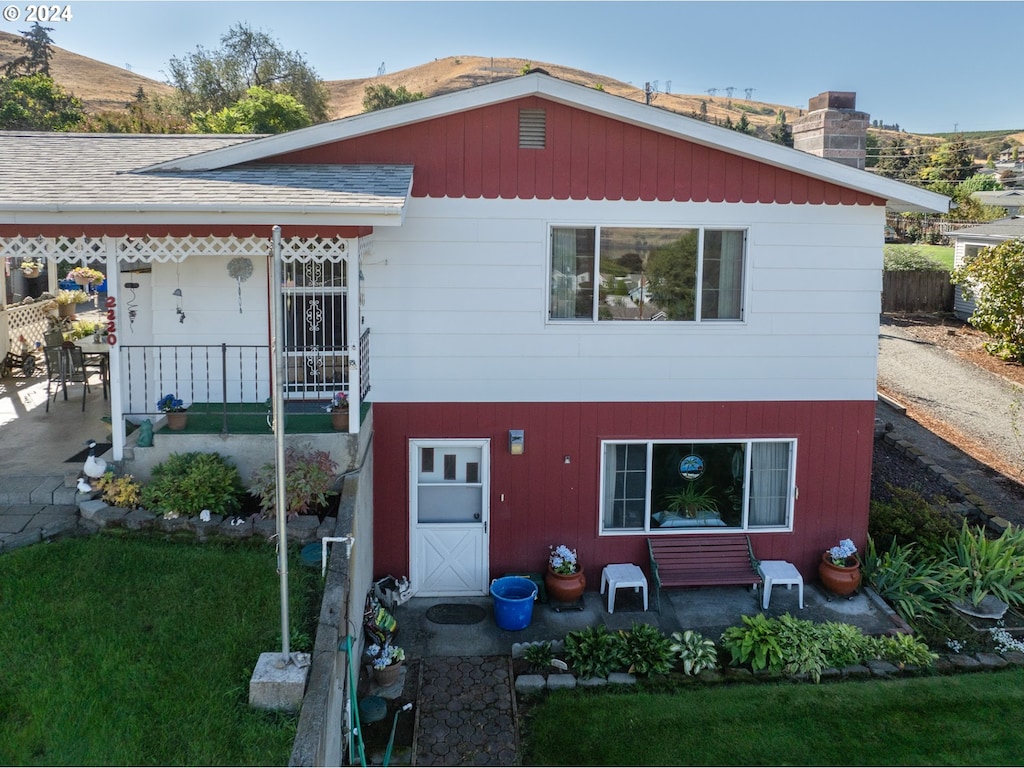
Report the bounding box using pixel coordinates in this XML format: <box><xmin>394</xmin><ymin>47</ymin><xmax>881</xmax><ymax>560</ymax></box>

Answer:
<box><xmin>600</xmin><ymin>563</ymin><xmax>649</xmax><ymax>613</ymax></box>
<box><xmin>758</xmin><ymin>560</ymin><xmax>804</xmax><ymax>610</ymax></box>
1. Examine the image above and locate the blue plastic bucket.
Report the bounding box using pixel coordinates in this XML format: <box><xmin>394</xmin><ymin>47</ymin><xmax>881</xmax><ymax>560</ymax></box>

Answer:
<box><xmin>490</xmin><ymin>576</ymin><xmax>538</xmax><ymax>630</ymax></box>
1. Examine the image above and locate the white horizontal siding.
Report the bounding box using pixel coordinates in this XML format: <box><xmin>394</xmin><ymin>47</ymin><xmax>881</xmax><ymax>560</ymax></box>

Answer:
<box><xmin>363</xmin><ymin>197</ymin><xmax>885</xmax><ymax>404</ymax></box>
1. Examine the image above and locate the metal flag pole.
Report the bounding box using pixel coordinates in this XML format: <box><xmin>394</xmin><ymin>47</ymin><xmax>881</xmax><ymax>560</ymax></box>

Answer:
<box><xmin>270</xmin><ymin>225</ymin><xmax>290</xmax><ymax>664</ymax></box>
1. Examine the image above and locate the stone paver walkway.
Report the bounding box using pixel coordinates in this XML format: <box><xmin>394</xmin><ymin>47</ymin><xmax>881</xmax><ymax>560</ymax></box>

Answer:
<box><xmin>415</xmin><ymin>656</ymin><xmax>518</xmax><ymax>766</ymax></box>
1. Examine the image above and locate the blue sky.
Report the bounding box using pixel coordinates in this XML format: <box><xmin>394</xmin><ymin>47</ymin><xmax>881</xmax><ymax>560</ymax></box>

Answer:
<box><xmin>0</xmin><ymin>0</ymin><xmax>1016</xmax><ymax>134</ymax></box>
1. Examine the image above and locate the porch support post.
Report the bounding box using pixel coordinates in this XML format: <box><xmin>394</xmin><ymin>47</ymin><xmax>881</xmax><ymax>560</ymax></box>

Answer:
<box><xmin>104</xmin><ymin>236</ymin><xmax>126</xmax><ymax>461</ymax></box>
<box><xmin>347</xmin><ymin>238</ymin><xmax>360</xmax><ymax>431</ymax></box>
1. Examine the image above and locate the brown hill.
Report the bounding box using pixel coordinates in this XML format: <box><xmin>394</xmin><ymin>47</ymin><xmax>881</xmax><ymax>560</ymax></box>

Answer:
<box><xmin>324</xmin><ymin>55</ymin><xmax>805</xmax><ymax>129</ymax></box>
<box><xmin>0</xmin><ymin>30</ymin><xmax>174</xmax><ymax>112</ymax></box>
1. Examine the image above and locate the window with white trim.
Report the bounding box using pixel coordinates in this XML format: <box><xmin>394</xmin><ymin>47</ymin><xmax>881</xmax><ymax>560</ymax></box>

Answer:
<box><xmin>600</xmin><ymin>439</ymin><xmax>795</xmax><ymax>533</ymax></box>
<box><xmin>550</xmin><ymin>226</ymin><xmax>746</xmax><ymax>321</ymax></box>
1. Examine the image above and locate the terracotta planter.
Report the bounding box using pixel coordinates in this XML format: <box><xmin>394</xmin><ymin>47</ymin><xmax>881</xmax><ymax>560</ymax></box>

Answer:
<box><xmin>58</xmin><ymin>303</ymin><xmax>75</xmax><ymax>318</ymax></box>
<box><xmin>166</xmin><ymin>412</ymin><xmax>188</xmax><ymax>431</ymax></box>
<box><xmin>818</xmin><ymin>553</ymin><xmax>861</xmax><ymax>596</ymax></box>
<box><xmin>22</xmin><ymin>268</ymin><xmax>40</xmax><ymax>278</ymax></box>
<box><xmin>545</xmin><ymin>565</ymin><xmax>586</xmax><ymax>604</ymax></box>
<box><xmin>373</xmin><ymin>662</ymin><xmax>403</xmax><ymax>687</ymax></box>
<box><xmin>331</xmin><ymin>409</ymin><xmax>349</xmax><ymax>431</ymax></box>
<box><xmin>73</xmin><ymin>276</ymin><xmax>92</xmax><ymax>286</ymax></box>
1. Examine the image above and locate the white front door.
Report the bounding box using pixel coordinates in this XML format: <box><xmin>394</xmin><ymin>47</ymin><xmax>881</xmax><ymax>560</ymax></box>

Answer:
<box><xmin>409</xmin><ymin>439</ymin><xmax>490</xmax><ymax>596</ymax></box>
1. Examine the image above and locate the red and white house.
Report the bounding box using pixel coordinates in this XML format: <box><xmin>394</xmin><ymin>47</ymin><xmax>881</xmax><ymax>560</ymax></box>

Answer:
<box><xmin>0</xmin><ymin>72</ymin><xmax>947</xmax><ymax>594</ymax></box>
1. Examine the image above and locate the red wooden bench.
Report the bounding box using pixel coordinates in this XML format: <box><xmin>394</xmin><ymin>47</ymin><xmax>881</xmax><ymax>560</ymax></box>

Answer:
<box><xmin>647</xmin><ymin>534</ymin><xmax>763</xmax><ymax>612</ymax></box>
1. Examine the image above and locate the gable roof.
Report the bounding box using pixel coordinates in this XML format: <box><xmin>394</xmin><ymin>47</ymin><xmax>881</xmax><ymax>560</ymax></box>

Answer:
<box><xmin>0</xmin><ymin>132</ymin><xmax>412</xmax><ymax>229</ymax></box>
<box><xmin>948</xmin><ymin>216</ymin><xmax>1024</xmax><ymax>240</ymax></box>
<box><xmin>141</xmin><ymin>72</ymin><xmax>948</xmax><ymax>215</ymax></box>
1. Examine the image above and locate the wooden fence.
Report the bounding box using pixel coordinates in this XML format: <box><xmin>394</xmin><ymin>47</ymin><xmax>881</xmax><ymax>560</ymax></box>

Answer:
<box><xmin>881</xmin><ymin>269</ymin><xmax>954</xmax><ymax>313</ymax></box>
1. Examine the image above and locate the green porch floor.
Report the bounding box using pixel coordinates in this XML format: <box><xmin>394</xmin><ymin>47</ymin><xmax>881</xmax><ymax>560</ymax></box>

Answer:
<box><xmin>160</xmin><ymin>402</ymin><xmax>364</xmax><ymax>435</ymax></box>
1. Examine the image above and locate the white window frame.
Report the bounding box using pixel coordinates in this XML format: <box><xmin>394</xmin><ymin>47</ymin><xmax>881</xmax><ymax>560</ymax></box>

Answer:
<box><xmin>547</xmin><ymin>224</ymin><xmax>748</xmax><ymax>323</ymax></box>
<box><xmin>598</xmin><ymin>438</ymin><xmax>797</xmax><ymax>536</ymax></box>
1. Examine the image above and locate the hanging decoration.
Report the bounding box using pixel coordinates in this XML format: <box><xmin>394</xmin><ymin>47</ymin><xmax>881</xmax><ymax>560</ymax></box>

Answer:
<box><xmin>227</xmin><ymin>256</ymin><xmax>254</xmax><ymax>313</ymax></box>
<box><xmin>173</xmin><ymin>262</ymin><xmax>185</xmax><ymax>323</ymax></box>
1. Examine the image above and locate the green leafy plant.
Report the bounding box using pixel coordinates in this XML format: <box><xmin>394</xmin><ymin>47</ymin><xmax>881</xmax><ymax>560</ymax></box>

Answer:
<box><xmin>817</xmin><ymin>621</ymin><xmax>872</xmax><ymax>669</ymax></box>
<box><xmin>92</xmin><ymin>471</ymin><xmax>142</xmax><ymax>510</ymax></box>
<box><xmin>664</xmin><ymin>482</ymin><xmax>719</xmax><ymax>517</ymax></box>
<box><xmin>719</xmin><ymin>613</ymin><xmax>786</xmax><ymax>674</ymax></box>
<box><xmin>140</xmin><ymin>451</ymin><xmax>244</xmax><ymax>518</ymax></box>
<box><xmin>862</xmin><ymin>536</ymin><xmax>952</xmax><ymax>628</ymax></box>
<box><xmin>869</xmin><ymin>632</ymin><xmax>938</xmax><ymax>669</ymax></box>
<box><xmin>250</xmin><ymin>443</ymin><xmax>338</xmax><ymax>518</ymax></box>
<box><xmin>869</xmin><ymin>485</ymin><xmax>959</xmax><ymax>557</ymax></box>
<box><xmin>55</xmin><ymin>288</ymin><xmax>89</xmax><ymax>305</ymax></box>
<box><xmin>564</xmin><ymin>625</ymin><xmax>625</xmax><ymax>679</ymax></box>
<box><xmin>522</xmin><ymin>641</ymin><xmax>555</xmax><ymax>671</ymax></box>
<box><xmin>618</xmin><ymin>622</ymin><xmax>675</xmax><ymax>677</ymax></box>
<box><xmin>669</xmin><ymin>630</ymin><xmax>718</xmax><ymax>675</ymax></box>
<box><xmin>940</xmin><ymin>521</ymin><xmax>1024</xmax><ymax>608</ymax></box>
<box><xmin>951</xmin><ymin>237</ymin><xmax>1024</xmax><ymax>362</ymax></box>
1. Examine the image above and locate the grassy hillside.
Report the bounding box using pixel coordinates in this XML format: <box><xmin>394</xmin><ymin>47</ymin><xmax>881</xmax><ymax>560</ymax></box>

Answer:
<box><xmin>1</xmin><ymin>34</ymin><xmax>1020</xmax><ymax>149</ymax></box>
<box><xmin>0</xmin><ymin>30</ymin><xmax>174</xmax><ymax>113</ymax></box>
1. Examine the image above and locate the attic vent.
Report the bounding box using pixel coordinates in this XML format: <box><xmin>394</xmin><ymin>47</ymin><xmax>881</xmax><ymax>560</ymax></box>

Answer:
<box><xmin>519</xmin><ymin>108</ymin><xmax>546</xmax><ymax>149</ymax></box>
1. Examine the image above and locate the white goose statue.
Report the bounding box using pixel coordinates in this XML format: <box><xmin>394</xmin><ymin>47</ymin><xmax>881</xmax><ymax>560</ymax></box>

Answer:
<box><xmin>82</xmin><ymin>439</ymin><xmax>107</xmax><ymax>480</ymax></box>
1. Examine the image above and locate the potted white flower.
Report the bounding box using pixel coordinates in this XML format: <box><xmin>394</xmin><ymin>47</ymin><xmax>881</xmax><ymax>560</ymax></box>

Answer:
<box><xmin>367</xmin><ymin>642</ymin><xmax>405</xmax><ymax>686</ymax></box>
<box><xmin>67</xmin><ymin>266</ymin><xmax>104</xmax><ymax>286</ymax></box>
<box><xmin>545</xmin><ymin>543</ymin><xmax>586</xmax><ymax>604</ymax></box>
<box><xmin>818</xmin><ymin>537</ymin><xmax>861</xmax><ymax>596</ymax></box>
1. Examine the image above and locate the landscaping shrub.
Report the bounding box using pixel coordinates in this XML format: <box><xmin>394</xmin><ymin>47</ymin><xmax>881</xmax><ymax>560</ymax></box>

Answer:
<box><xmin>92</xmin><ymin>471</ymin><xmax>141</xmax><ymax>510</ymax></box>
<box><xmin>617</xmin><ymin>622</ymin><xmax>675</xmax><ymax>676</ymax></box>
<box><xmin>251</xmin><ymin>443</ymin><xmax>338</xmax><ymax>517</ymax></box>
<box><xmin>883</xmin><ymin>244</ymin><xmax>946</xmax><ymax>271</ymax></box>
<box><xmin>563</xmin><ymin>625</ymin><xmax>625</xmax><ymax>679</ymax></box>
<box><xmin>940</xmin><ymin>521</ymin><xmax>1024</xmax><ymax>608</ymax></box>
<box><xmin>868</xmin><ymin>485</ymin><xmax>958</xmax><ymax>557</ymax></box>
<box><xmin>669</xmin><ymin>630</ymin><xmax>718</xmax><ymax>675</ymax></box>
<box><xmin>719</xmin><ymin>613</ymin><xmax>933</xmax><ymax>683</ymax></box>
<box><xmin>862</xmin><ymin>536</ymin><xmax>952</xmax><ymax>629</ymax></box>
<box><xmin>140</xmin><ymin>451</ymin><xmax>245</xmax><ymax>517</ymax></box>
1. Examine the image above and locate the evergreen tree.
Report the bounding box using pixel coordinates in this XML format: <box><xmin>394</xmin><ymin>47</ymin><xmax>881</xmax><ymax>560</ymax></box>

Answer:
<box><xmin>768</xmin><ymin>110</ymin><xmax>793</xmax><ymax>147</ymax></box>
<box><xmin>3</xmin><ymin>22</ymin><xmax>55</xmax><ymax>77</ymax></box>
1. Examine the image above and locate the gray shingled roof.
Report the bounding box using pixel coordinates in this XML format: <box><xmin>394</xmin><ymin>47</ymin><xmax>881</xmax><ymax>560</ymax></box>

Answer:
<box><xmin>948</xmin><ymin>216</ymin><xmax>1024</xmax><ymax>239</ymax></box>
<box><xmin>0</xmin><ymin>132</ymin><xmax>412</xmax><ymax>216</ymax></box>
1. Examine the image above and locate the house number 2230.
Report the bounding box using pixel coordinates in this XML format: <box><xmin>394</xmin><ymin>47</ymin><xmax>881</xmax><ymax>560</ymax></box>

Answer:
<box><xmin>105</xmin><ymin>296</ymin><xmax>117</xmax><ymax>345</ymax></box>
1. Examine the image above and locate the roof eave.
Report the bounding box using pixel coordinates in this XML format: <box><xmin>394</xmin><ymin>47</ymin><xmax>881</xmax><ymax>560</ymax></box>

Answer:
<box><xmin>139</xmin><ymin>74</ymin><xmax>950</xmax><ymax>214</ymax></box>
<box><xmin>0</xmin><ymin>205</ymin><xmax>406</xmax><ymax>227</ymax></box>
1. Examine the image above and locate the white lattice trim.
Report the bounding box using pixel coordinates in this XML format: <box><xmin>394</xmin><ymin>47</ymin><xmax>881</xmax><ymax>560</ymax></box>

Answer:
<box><xmin>0</xmin><ymin>235</ymin><xmax>351</xmax><ymax>264</ymax></box>
<box><xmin>0</xmin><ymin>236</ymin><xmax>105</xmax><ymax>263</ymax></box>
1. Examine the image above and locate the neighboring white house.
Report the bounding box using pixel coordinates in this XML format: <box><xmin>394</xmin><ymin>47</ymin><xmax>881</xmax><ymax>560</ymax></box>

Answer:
<box><xmin>0</xmin><ymin>72</ymin><xmax>949</xmax><ymax>592</ymax></box>
<box><xmin>948</xmin><ymin>216</ymin><xmax>1024</xmax><ymax>320</ymax></box>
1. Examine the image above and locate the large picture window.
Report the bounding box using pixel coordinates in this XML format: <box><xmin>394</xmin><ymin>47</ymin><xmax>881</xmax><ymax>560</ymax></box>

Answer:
<box><xmin>550</xmin><ymin>226</ymin><xmax>745</xmax><ymax>322</ymax></box>
<box><xmin>600</xmin><ymin>439</ymin><xmax>795</xmax><ymax>533</ymax></box>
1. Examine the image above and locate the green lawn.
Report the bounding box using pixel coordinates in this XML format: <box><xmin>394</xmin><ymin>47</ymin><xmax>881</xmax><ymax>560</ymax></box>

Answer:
<box><xmin>915</xmin><ymin>244</ymin><xmax>954</xmax><ymax>270</ymax></box>
<box><xmin>0</xmin><ymin>533</ymin><xmax>320</xmax><ymax>766</ymax></box>
<box><xmin>521</xmin><ymin>669</ymin><xmax>1024</xmax><ymax>765</ymax></box>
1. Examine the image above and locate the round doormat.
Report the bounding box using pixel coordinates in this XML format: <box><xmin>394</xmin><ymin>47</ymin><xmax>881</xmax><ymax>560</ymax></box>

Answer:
<box><xmin>425</xmin><ymin>603</ymin><xmax>488</xmax><ymax>625</ymax></box>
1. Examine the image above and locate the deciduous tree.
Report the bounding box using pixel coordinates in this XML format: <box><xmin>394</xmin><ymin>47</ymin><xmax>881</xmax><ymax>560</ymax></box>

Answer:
<box><xmin>166</xmin><ymin>22</ymin><xmax>328</xmax><ymax>123</ymax></box>
<box><xmin>362</xmin><ymin>83</ymin><xmax>425</xmax><ymax>112</ymax></box>
<box><xmin>190</xmin><ymin>85</ymin><xmax>312</xmax><ymax>134</ymax></box>
<box><xmin>951</xmin><ymin>238</ymin><xmax>1024</xmax><ymax>362</ymax></box>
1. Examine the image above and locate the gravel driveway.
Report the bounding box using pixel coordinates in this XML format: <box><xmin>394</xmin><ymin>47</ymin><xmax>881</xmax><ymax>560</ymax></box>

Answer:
<box><xmin>877</xmin><ymin>319</ymin><xmax>1023</xmax><ymax>473</ymax></box>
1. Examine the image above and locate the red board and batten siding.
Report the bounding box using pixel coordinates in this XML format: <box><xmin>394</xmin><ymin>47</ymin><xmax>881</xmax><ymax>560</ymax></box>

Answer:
<box><xmin>372</xmin><ymin>400</ymin><xmax>874</xmax><ymax>583</ymax></box>
<box><xmin>261</xmin><ymin>97</ymin><xmax>886</xmax><ymax>207</ymax></box>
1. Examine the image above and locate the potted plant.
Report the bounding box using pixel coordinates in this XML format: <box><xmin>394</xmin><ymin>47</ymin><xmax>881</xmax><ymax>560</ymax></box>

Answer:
<box><xmin>157</xmin><ymin>393</ymin><xmax>189</xmax><ymax>430</ymax></box>
<box><xmin>67</xmin><ymin>266</ymin><xmax>104</xmax><ymax>286</ymax></box>
<box><xmin>55</xmin><ymin>289</ymin><xmax>90</xmax><ymax>318</ymax></box>
<box><xmin>818</xmin><ymin>538</ymin><xmax>861</xmax><ymax>596</ymax></box>
<box><xmin>664</xmin><ymin>482</ymin><xmax>719</xmax><ymax>518</ymax></box>
<box><xmin>367</xmin><ymin>642</ymin><xmax>406</xmax><ymax>686</ymax></box>
<box><xmin>325</xmin><ymin>391</ymin><xmax>349</xmax><ymax>431</ymax></box>
<box><xmin>545</xmin><ymin>543</ymin><xmax>586</xmax><ymax>604</ymax></box>
<box><xmin>20</xmin><ymin>259</ymin><xmax>43</xmax><ymax>278</ymax></box>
